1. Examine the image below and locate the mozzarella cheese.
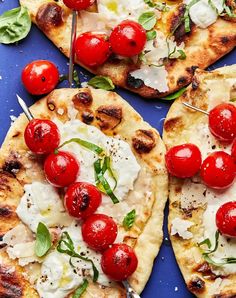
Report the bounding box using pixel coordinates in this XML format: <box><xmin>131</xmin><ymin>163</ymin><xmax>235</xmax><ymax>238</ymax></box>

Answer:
<box><xmin>37</xmin><ymin>223</ymin><xmax>111</xmax><ymax>298</ymax></box>
<box><xmin>171</xmin><ymin>217</ymin><xmax>194</xmax><ymax>239</ymax></box>
<box><xmin>189</xmin><ymin>0</ymin><xmax>218</xmax><ymax>28</ymax></box>
<box><xmin>130</xmin><ymin>65</ymin><xmax>169</xmax><ymax>92</ymax></box>
<box><xmin>16</xmin><ymin>182</ymin><xmax>73</xmax><ymax>233</ymax></box>
<box><xmin>55</xmin><ymin>118</ymin><xmax>141</xmax><ymax>201</ymax></box>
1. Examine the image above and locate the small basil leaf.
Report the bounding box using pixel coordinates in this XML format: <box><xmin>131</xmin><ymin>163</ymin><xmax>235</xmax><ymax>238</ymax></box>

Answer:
<box><xmin>198</xmin><ymin>237</ymin><xmax>212</xmax><ymax>249</ymax></box>
<box><xmin>72</xmin><ymin>279</ymin><xmax>89</xmax><ymax>298</ymax></box>
<box><xmin>161</xmin><ymin>87</ymin><xmax>187</xmax><ymax>100</ymax></box>
<box><xmin>144</xmin><ymin>0</ymin><xmax>156</xmax><ymax>7</ymax></box>
<box><xmin>138</xmin><ymin>12</ymin><xmax>157</xmax><ymax>30</ymax></box>
<box><xmin>73</xmin><ymin>70</ymin><xmax>81</xmax><ymax>88</ymax></box>
<box><xmin>0</xmin><ymin>6</ymin><xmax>31</xmax><ymax>44</ymax></box>
<box><xmin>146</xmin><ymin>30</ymin><xmax>157</xmax><ymax>41</ymax></box>
<box><xmin>88</xmin><ymin>76</ymin><xmax>115</xmax><ymax>91</ymax></box>
<box><xmin>123</xmin><ymin>209</ymin><xmax>136</xmax><ymax>230</ymax></box>
<box><xmin>177</xmin><ymin>49</ymin><xmax>186</xmax><ymax>60</ymax></box>
<box><xmin>35</xmin><ymin>222</ymin><xmax>52</xmax><ymax>257</ymax></box>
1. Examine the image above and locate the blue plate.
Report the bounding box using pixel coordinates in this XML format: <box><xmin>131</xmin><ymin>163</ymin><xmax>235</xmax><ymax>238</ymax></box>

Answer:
<box><xmin>0</xmin><ymin>1</ymin><xmax>235</xmax><ymax>297</ymax></box>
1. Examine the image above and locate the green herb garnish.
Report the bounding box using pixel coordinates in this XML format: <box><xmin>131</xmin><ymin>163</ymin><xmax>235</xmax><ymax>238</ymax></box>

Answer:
<box><xmin>72</xmin><ymin>279</ymin><xmax>89</xmax><ymax>298</ymax></box>
<box><xmin>59</xmin><ymin>70</ymin><xmax>81</xmax><ymax>87</ymax></box>
<box><xmin>57</xmin><ymin>232</ymin><xmax>99</xmax><ymax>282</ymax></box>
<box><xmin>183</xmin><ymin>0</ymin><xmax>199</xmax><ymax>32</ymax></box>
<box><xmin>55</xmin><ymin>138</ymin><xmax>104</xmax><ymax>155</ymax></box>
<box><xmin>35</xmin><ymin>222</ymin><xmax>52</xmax><ymax>257</ymax></box>
<box><xmin>146</xmin><ymin>30</ymin><xmax>157</xmax><ymax>41</ymax></box>
<box><xmin>88</xmin><ymin>76</ymin><xmax>115</xmax><ymax>91</ymax></box>
<box><xmin>123</xmin><ymin>209</ymin><xmax>136</xmax><ymax>230</ymax></box>
<box><xmin>177</xmin><ymin>49</ymin><xmax>187</xmax><ymax>60</ymax></box>
<box><xmin>161</xmin><ymin>87</ymin><xmax>187</xmax><ymax>100</ymax></box>
<box><xmin>138</xmin><ymin>11</ymin><xmax>157</xmax><ymax>30</ymax></box>
<box><xmin>94</xmin><ymin>159</ymin><xmax>119</xmax><ymax>204</ymax></box>
<box><xmin>0</xmin><ymin>6</ymin><xmax>31</xmax><ymax>44</ymax></box>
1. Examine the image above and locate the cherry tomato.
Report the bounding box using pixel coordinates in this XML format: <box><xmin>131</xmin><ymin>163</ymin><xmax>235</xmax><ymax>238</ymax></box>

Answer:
<box><xmin>216</xmin><ymin>201</ymin><xmax>236</xmax><ymax>237</ymax></box>
<box><xmin>75</xmin><ymin>33</ymin><xmax>111</xmax><ymax>67</ymax></box>
<box><xmin>82</xmin><ymin>214</ymin><xmax>117</xmax><ymax>251</ymax></box>
<box><xmin>110</xmin><ymin>20</ymin><xmax>147</xmax><ymax>57</ymax></box>
<box><xmin>22</xmin><ymin>60</ymin><xmax>59</xmax><ymax>95</ymax></box>
<box><xmin>64</xmin><ymin>182</ymin><xmax>101</xmax><ymax>219</ymax></box>
<box><xmin>200</xmin><ymin>151</ymin><xmax>235</xmax><ymax>189</ymax></box>
<box><xmin>231</xmin><ymin>138</ymin><xmax>236</xmax><ymax>164</ymax></box>
<box><xmin>63</xmin><ymin>0</ymin><xmax>95</xmax><ymax>10</ymax></box>
<box><xmin>209</xmin><ymin>103</ymin><xmax>236</xmax><ymax>142</ymax></box>
<box><xmin>44</xmin><ymin>151</ymin><xmax>79</xmax><ymax>187</ymax></box>
<box><xmin>101</xmin><ymin>243</ymin><xmax>138</xmax><ymax>281</ymax></box>
<box><xmin>24</xmin><ymin>119</ymin><xmax>60</xmax><ymax>155</ymax></box>
<box><xmin>165</xmin><ymin>143</ymin><xmax>202</xmax><ymax>178</ymax></box>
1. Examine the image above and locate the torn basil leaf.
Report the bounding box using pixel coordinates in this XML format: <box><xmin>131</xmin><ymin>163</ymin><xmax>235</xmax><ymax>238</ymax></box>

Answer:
<box><xmin>0</xmin><ymin>6</ymin><xmax>31</xmax><ymax>44</ymax></box>
<box><xmin>138</xmin><ymin>12</ymin><xmax>157</xmax><ymax>30</ymax></box>
<box><xmin>161</xmin><ymin>87</ymin><xmax>187</xmax><ymax>100</ymax></box>
<box><xmin>72</xmin><ymin>279</ymin><xmax>89</xmax><ymax>298</ymax></box>
<box><xmin>177</xmin><ymin>49</ymin><xmax>187</xmax><ymax>60</ymax></box>
<box><xmin>88</xmin><ymin>76</ymin><xmax>115</xmax><ymax>91</ymax></box>
<box><xmin>35</xmin><ymin>222</ymin><xmax>52</xmax><ymax>257</ymax></box>
<box><xmin>56</xmin><ymin>138</ymin><xmax>104</xmax><ymax>155</ymax></box>
<box><xmin>146</xmin><ymin>30</ymin><xmax>157</xmax><ymax>41</ymax></box>
<box><xmin>59</xmin><ymin>70</ymin><xmax>81</xmax><ymax>87</ymax></box>
<box><xmin>123</xmin><ymin>209</ymin><xmax>136</xmax><ymax>230</ymax></box>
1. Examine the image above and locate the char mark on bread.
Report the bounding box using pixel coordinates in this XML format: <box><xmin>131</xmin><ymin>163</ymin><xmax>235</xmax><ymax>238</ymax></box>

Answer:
<box><xmin>0</xmin><ymin>266</ymin><xmax>23</xmax><ymax>298</ymax></box>
<box><xmin>132</xmin><ymin>130</ymin><xmax>156</xmax><ymax>154</ymax></box>
<box><xmin>96</xmin><ymin>105</ymin><xmax>122</xmax><ymax>130</ymax></box>
<box><xmin>36</xmin><ymin>3</ymin><xmax>64</xmax><ymax>32</ymax></box>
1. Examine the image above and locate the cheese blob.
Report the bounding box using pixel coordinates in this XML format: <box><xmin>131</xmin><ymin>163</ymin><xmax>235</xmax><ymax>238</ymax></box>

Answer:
<box><xmin>189</xmin><ymin>0</ymin><xmax>218</xmax><ymax>28</ymax></box>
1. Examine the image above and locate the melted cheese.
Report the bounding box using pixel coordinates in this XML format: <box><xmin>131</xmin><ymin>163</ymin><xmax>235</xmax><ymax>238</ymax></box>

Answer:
<box><xmin>189</xmin><ymin>0</ymin><xmax>218</xmax><ymax>28</ymax></box>
<box><xmin>171</xmin><ymin>217</ymin><xmax>194</xmax><ymax>239</ymax></box>
<box><xmin>16</xmin><ymin>182</ymin><xmax>73</xmax><ymax>233</ymax></box>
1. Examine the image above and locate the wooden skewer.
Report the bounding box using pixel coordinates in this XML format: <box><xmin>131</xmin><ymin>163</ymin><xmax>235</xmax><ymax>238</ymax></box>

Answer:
<box><xmin>16</xmin><ymin>94</ymin><xmax>34</xmax><ymax>121</ymax></box>
<box><xmin>182</xmin><ymin>102</ymin><xmax>209</xmax><ymax>115</ymax></box>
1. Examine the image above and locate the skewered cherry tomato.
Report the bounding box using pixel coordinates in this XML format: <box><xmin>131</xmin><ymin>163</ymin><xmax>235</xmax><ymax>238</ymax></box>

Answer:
<box><xmin>200</xmin><ymin>151</ymin><xmax>235</xmax><ymax>189</ymax></box>
<box><xmin>209</xmin><ymin>103</ymin><xmax>236</xmax><ymax>142</ymax></box>
<box><xmin>82</xmin><ymin>214</ymin><xmax>117</xmax><ymax>251</ymax></box>
<box><xmin>44</xmin><ymin>151</ymin><xmax>79</xmax><ymax>187</ymax></box>
<box><xmin>22</xmin><ymin>60</ymin><xmax>59</xmax><ymax>95</ymax></box>
<box><xmin>75</xmin><ymin>33</ymin><xmax>111</xmax><ymax>67</ymax></box>
<box><xmin>63</xmin><ymin>0</ymin><xmax>95</xmax><ymax>10</ymax></box>
<box><xmin>231</xmin><ymin>138</ymin><xmax>236</xmax><ymax>164</ymax></box>
<box><xmin>24</xmin><ymin>119</ymin><xmax>60</xmax><ymax>155</ymax></box>
<box><xmin>64</xmin><ymin>182</ymin><xmax>101</xmax><ymax>219</ymax></box>
<box><xmin>110</xmin><ymin>20</ymin><xmax>147</xmax><ymax>57</ymax></box>
<box><xmin>101</xmin><ymin>243</ymin><xmax>138</xmax><ymax>281</ymax></box>
<box><xmin>165</xmin><ymin>143</ymin><xmax>202</xmax><ymax>178</ymax></box>
<box><xmin>216</xmin><ymin>201</ymin><xmax>236</xmax><ymax>237</ymax></box>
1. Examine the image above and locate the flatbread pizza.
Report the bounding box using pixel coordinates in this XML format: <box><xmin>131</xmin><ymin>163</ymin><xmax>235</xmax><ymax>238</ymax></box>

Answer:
<box><xmin>19</xmin><ymin>0</ymin><xmax>236</xmax><ymax>98</ymax></box>
<box><xmin>0</xmin><ymin>87</ymin><xmax>168</xmax><ymax>297</ymax></box>
<box><xmin>163</xmin><ymin>65</ymin><xmax>236</xmax><ymax>297</ymax></box>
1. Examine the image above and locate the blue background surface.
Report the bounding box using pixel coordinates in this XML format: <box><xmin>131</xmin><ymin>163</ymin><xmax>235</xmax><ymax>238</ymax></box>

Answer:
<box><xmin>0</xmin><ymin>1</ymin><xmax>235</xmax><ymax>297</ymax></box>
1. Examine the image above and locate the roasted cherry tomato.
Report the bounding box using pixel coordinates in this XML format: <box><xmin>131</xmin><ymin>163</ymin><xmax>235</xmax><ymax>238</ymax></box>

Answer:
<box><xmin>44</xmin><ymin>151</ymin><xmax>79</xmax><ymax>187</ymax></box>
<box><xmin>209</xmin><ymin>103</ymin><xmax>236</xmax><ymax>142</ymax></box>
<box><xmin>22</xmin><ymin>60</ymin><xmax>59</xmax><ymax>95</ymax></box>
<box><xmin>200</xmin><ymin>151</ymin><xmax>235</xmax><ymax>189</ymax></box>
<box><xmin>75</xmin><ymin>33</ymin><xmax>111</xmax><ymax>67</ymax></box>
<box><xmin>165</xmin><ymin>143</ymin><xmax>202</xmax><ymax>178</ymax></box>
<box><xmin>216</xmin><ymin>201</ymin><xmax>236</xmax><ymax>237</ymax></box>
<box><xmin>63</xmin><ymin>0</ymin><xmax>95</xmax><ymax>10</ymax></box>
<box><xmin>82</xmin><ymin>214</ymin><xmax>117</xmax><ymax>251</ymax></box>
<box><xmin>101</xmin><ymin>243</ymin><xmax>138</xmax><ymax>281</ymax></box>
<box><xmin>110</xmin><ymin>20</ymin><xmax>147</xmax><ymax>57</ymax></box>
<box><xmin>24</xmin><ymin>119</ymin><xmax>60</xmax><ymax>155</ymax></box>
<box><xmin>64</xmin><ymin>182</ymin><xmax>101</xmax><ymax>219</ymax></box>
<box><xmin>231</xmin><ymin>138</ymin><xmax>236</xmax><ymax>164</ymax></box>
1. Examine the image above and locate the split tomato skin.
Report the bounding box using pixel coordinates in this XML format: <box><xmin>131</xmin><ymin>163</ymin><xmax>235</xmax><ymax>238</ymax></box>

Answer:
<box><xmin>75</xmin><ymin>33</ymin><xmax>111</xmax><ymax>67</ymax></box>
<box><xmin>101</xmin><ymin>243</ymin><xmax>138</xmax><ymax>281</ymax></box>
<box><xmin>64</xmin><ymin>182</ymin><xmax>101</xmax><ymax>219</ymax></box>
<box><xmin>44</xmin><ymin>151</ymin><xmax>79</xmax><ymax>187</ymax></box>
<box><xmin>165</xmin><ymin>143</ymin><xmax>202</xmax><ymax>178</ymax></box>
<box><xmin>216</xmin><ymin>201</ymin><xmax>236</xmax><ymax>237</ymax></box>
<box><xmin>209</xmin><ymin>103</ymin><xmax>236</xmax><ymax>143</ymax></box>
<box><xmin>82</xmin><ymin>214</ymin><xmax>117</xmax><ymax>251</ymax></box>
<box><xmin>22</xmin><ymin>60</ymin><xmax>59</xmax><ymax>95</ymax></box>
<box><xmin>63</xmin><ymin>0</ymin><xmax>95</xmax><ymax>10</ymax></box>
<box><xmin>24</xmin><ymin>119</ymin><xmax>60</xmax><ymax>155</ymax></box>
<box><xmin>110</xmin><ymin>20</ymin><xmax>147</xmax><ymax>57</ymax></box>
<box><xmin>200</xmin><ymin>151</ymin><xmax>235</xmax><ymax>189</ymax></box>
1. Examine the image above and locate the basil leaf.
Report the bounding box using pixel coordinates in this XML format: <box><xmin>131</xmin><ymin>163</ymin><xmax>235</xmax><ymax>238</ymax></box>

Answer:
<box><xmin>177</xmin><ymin>49</ymin><xmax>186</xmax><ymax>60</ymax></box>
<box><xmin>73</xmin><ymin>70</ymin><xmax>81</xmax><ymax>88</ymax></box>
<box><xmin>223</xmin><ymin>257</ymin><xmax>236</xmax><ymax>264</ymax></box>
<box><xmin>123</xmin><ymin>209</ymin><xmax>136</xmax><ymax>230</ymax></box>
<box><xmin>144</xmin><ymin>0</ymin><xmax>156</xmax><ymax>7</ymax></box>
<box><xmin>207</xmin><ymin>230</ymin><xmax>220</xmax><ymax>254</ymax></box>
<box><xmin>35</xmin><ymin>222</ymin><xmax>52</xmax><ymax>257</ymax></box>
<box><xmin>56</xmin><ymin>138</ymin><xmax>104</xmax><ymax>155</ymax></box>
<box><xmin>138</xmin><ymin>12</ymin><xmax>157</xmax><ymax>30</ymax></box>
<box><xmin>230</xmin><ymin>98</ymin><xmax>236</xmax><ymax>102</ymax></box>
<box><xmin>73</xmin><ymin>280</ymin><xmax>89</xmax><ymax>298</ymax></box>
<box><xmin>94</xmin><ymin>159</ymin><xmax>119</xmax><ymax>204</ymax></box>
<box><xmin>161</xmin><ymin>87</ymin><xmax>187</xmax><ymax>100</ymax></box>
<box><xmin>57</xmin><ymin>232</ymin><xmax>99</xmax><ymax>282</ymax></box>
<box><xmin>202</xmin><ymin>254</ymin><xmax>225</xmax><ymax>266</ymax></box>
<box><xmin>146</xmin><ymin>30</ymin><xmax>157</xmax><ymax>41</ymax></box>
<box><xmin>0</xmin><ymin>6</ymin><xmax>31</xmax><ymax>44</ymax></box>
<box><xmin>88</xmin><ymin>76</ymin><xmax>115</xmax><ymax>91</ymax></box>
<box><xmin>155</xmin><ymin>3</ymin><xmax>170</xmax><ymax>11</ymax></box>
<box><xmin>198</xmin><ymin>237</ymin><xmax>212</xmax><ymax>249</ymax></box>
